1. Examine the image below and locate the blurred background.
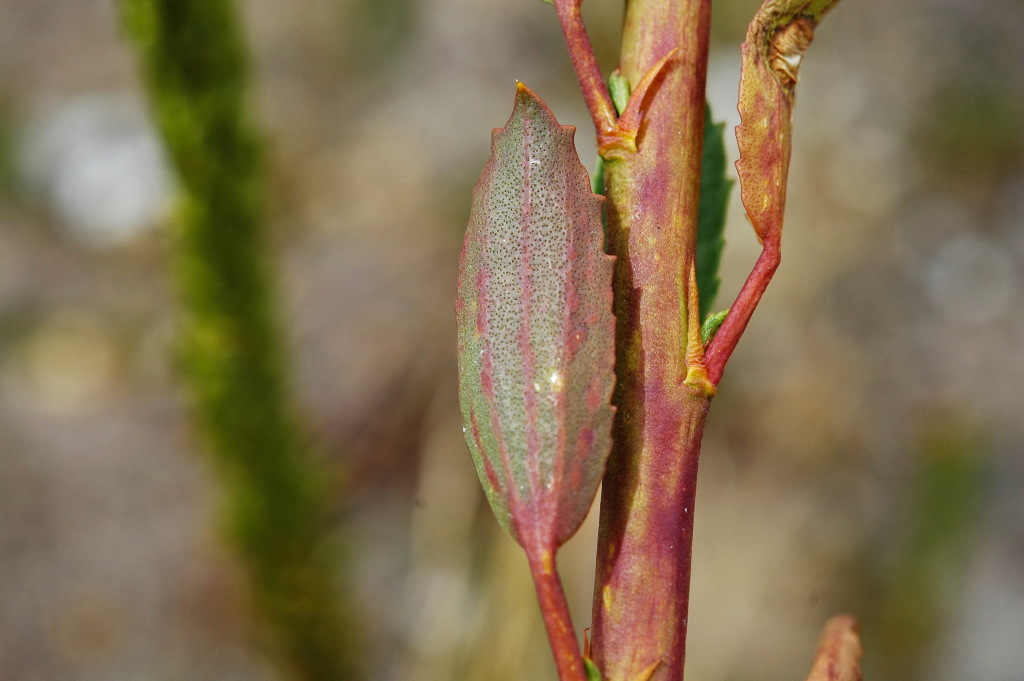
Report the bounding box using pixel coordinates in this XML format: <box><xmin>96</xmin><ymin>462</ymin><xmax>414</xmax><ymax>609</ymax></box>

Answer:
<box><xmin>1</xmin><ymin>0</ymin><xmax>1022</xmax><ymax>680</ymax></box>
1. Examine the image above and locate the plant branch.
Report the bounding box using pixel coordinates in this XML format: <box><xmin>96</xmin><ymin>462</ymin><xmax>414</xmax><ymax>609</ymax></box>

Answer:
<box><xmin>552</xmin><ymin>0</ymin><xmax>617</xmax><ymax>141</ymax></box>
<box><xmin>527</xmin><ymin>547</ymin><xmax>589</xmax><ymax>681</ymax></box>
<box><xmin>588</xmin><ymin>2</ymin><xmax>713</xmax><ymax>677</ymax></box>
<box><xmin>705</xmin><ymin>242</ymin><xmax>780</xmax><ymax>384</ymax></box>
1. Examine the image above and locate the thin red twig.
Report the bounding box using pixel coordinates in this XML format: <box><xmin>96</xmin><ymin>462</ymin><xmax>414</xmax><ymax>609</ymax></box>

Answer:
<box><xmin>527</xmin><ymin>547</ymin><xmax>588</xmax><ymax>681</ymax></box>
<box><xmin>704</xmin><ymin>240</ymin><xmax>780</xmax><ymax>384</ymax></box>
<box><xmin>552</xmin><ymin>0</ymin><xmax>617</xmax><ymax>139</ymax></box>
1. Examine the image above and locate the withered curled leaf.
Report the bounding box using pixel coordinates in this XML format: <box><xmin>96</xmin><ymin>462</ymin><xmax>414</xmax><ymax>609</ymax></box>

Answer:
<box><xmin>735</xmin><ymin>0</ymin><xmax>843</xmax><ymax>244</ymax></box>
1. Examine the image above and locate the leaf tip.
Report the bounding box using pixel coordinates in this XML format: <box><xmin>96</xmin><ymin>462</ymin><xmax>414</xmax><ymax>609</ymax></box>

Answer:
<box><xmin>804</xmin><ymin>614</ymin><xmax>863</xmax><ymax>681</ymax></box>
<box><xmin>511</xmin><ymin>80</ymin><xmax>550</xmax><ymax>123</ymax></box>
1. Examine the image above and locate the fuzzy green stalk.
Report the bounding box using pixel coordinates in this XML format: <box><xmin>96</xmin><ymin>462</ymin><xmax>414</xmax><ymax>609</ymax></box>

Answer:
<box><xmin>119</xmin><ymin>1</ymin><xmax>361</xmax><ymax>679</ymax></box>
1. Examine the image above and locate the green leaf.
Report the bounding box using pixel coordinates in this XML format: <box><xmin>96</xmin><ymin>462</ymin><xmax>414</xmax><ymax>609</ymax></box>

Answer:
<box><xmin>592</xmin><ymin>70</ymin><xmax>633</xmax><ymax>196</ymax></box>
<box><xmin>456</xmin><ymin>83</ymin><xmax>616</xmax><ymax>553</ymax></box>
<box><xmin>592</xmin><ymin>155</ymin><xmax>605</xmax><ymax>195</ymax></box>
<box><xmin>700</xmin><ymin>309</ymin><xmax>729</xmax><ymax>346</ymax></box>
<box><xmin>585</xmin><ymin>658</ymin><xmax>603</xmax><ymax>681</ymax></box>
<box><xmin>608</xmin><ymin>70</ymin><xmax>631</xmax><ymax>116</ymax></box>
<box><xmin>696</xmin><ymin>102</ymin><xmax>732</xmax><ymax>322</ymax></box>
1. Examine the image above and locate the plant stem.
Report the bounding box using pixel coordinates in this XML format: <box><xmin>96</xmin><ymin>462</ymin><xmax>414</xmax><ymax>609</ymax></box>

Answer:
<box><xmin>593</xmin><ymin>394</ymin><xmax>710</xmax><ymax>681</ymax></box>
<box><xmin>527</xmin><ymin>548</ymin><xmax>589</xmax><ymax>681</ymax></box>
<box><xmin>590</xmin><ymin>0</ymin><xmax>712</xmax><ymax>679</ymax></box>
<box><xmin>119</xmin><ymin>1</ymin><xmax>362</xmax><ymax>679</ymax></box>
<box><xmin>705</xmin><ymin>244</ymin><xmax>780</xmax><ymax>384</ymax></box>
<box><xmin>552</xmin><ymin>0</ymin><xmax>616</xmax><ymax>138</ymax></box>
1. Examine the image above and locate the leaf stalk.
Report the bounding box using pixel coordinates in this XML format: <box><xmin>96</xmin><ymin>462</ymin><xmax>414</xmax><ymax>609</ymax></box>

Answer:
<box><xmin>527</xmin><ymin>547</ymin><xmax>590</xmax><ymax>681</ymax></box>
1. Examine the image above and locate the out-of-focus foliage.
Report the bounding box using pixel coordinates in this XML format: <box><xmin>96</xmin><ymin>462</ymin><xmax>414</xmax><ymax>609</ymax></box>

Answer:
<box><xmin>119</xmin><ymin>0</ymin><xmax>362</xmax><ymax>679</ymax></box>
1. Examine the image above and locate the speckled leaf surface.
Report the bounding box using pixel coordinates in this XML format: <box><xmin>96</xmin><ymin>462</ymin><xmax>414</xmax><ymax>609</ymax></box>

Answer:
<box><xmin>456</xmin><ymin>83</ymin><xmax>615</xmax><ymax>552</ymax></box>
<box><xmin>736</xmin><ymin>0</ymin><xmax>843</xmax><ymax>244</ymax></box>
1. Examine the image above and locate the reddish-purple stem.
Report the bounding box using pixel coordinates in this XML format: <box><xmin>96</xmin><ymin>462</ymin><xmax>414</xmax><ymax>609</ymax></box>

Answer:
<box><xmin>527</xmin><ymin>547</ymin><xmax>588</xmax><ymax>681</ymax></box>
<box><xmin>705</xmin><ymin>240</ymin><xmax>780</xmax><ymax>384</ymax></box>
<box><xmin>552</xmin><ymin>0</ymin><xmax>617</xmax><ymax>140</ymax></box>
<box><xmin>582</xmin><ymin>1</ymin><xmax>713</xmax><ymax>679</ymax></box>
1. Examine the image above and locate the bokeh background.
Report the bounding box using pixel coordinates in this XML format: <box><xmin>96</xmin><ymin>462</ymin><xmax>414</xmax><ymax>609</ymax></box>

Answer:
<box><xmin>1</xmin><ymin>0</ymin><xmax>1023</xmax><ymax>680</ymax></box>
